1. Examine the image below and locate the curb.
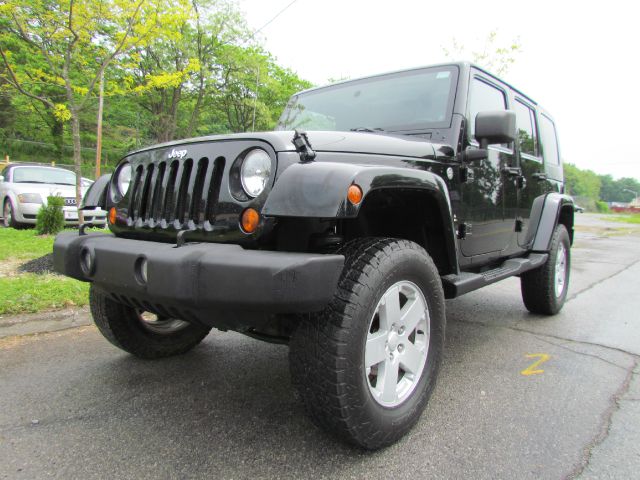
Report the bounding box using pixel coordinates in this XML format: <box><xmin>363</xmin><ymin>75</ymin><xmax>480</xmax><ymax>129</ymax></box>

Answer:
<box><xmin>0</xmin><ymin>307</ymin><xmax>92</xmax><ymax>338</ymax></box>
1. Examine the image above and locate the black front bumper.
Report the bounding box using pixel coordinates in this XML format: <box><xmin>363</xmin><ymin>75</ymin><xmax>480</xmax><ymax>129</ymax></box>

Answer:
<box><xmin>53</xmin><ymin>232</ymin><xmax>344</xmax><ymax>328</ymax></box>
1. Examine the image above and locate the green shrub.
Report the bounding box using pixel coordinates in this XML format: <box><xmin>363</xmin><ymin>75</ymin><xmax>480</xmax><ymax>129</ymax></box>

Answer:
<box><xmin>36</xmin><ymin>196</ymin><xmax>65</xmax><ymax>235</ymax></box>
<box><xmin>595</xmin><ymin>200</ymin><xmax>610</xmax><ymax>214</ymax></box>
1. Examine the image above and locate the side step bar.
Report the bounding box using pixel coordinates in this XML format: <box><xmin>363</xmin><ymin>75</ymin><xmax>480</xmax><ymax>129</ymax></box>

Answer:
<box><xmin>441</xmin><ymin>253</ymin><xmax>548</xmax><ymax>299</ymax></box>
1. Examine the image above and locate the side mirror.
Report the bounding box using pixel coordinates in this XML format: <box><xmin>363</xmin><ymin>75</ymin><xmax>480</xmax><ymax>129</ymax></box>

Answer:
<box><xmin>475</xmin><ymin>110</ymin><xmax>516</xmax><ymax>149</ymax></box>
<box><xmin>0</xmin><ymin>175</ymin><xmax>4</xmax><ymax>182</ymax></box>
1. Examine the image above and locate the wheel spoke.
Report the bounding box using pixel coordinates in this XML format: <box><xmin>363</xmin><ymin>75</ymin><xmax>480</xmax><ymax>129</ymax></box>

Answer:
<box><xmin>400</xmin><ymin>296</ymin><xmax>425</xmax><ymax>334</ymax></box>
<box><xmin>400</xmin><ymin>342</ymin><xmax>423</xmax><ymax>374</ymax></box>
<box><xmin>379</xmin><ymin>359</ymin><xmax>400</xmax><ymax>403</ymax></box>
<box><xmin>365</xmin><ymin>332</ymin><xmax>387</xmax><ymax>367</ymax></box>
<box><xmin>379</xmin><ymin>285</ymin><xmax>401</xmax><ymax>330</ymax></box>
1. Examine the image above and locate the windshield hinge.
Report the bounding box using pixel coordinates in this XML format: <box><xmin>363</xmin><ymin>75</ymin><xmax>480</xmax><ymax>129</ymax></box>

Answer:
<box><xmin>292</xmin><ymin>130</ymin><xmax>316</xmax><ymax>162</ymax></box>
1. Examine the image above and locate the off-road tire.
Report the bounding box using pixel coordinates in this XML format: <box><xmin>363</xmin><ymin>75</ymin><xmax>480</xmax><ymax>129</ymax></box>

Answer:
<box><xmin>521</xmin><ymin>224</ymin><xmax>571</xmax><ymax>315</ymax></box>
<box><xmin>89</xmin><ymin>285</ymin><xmax>211</xmax><ymax>359</ymax></box>
<box><xmin>289</xmin><ymin>238</ymin><xmax>446</xmax><ymax>450</ymax></box>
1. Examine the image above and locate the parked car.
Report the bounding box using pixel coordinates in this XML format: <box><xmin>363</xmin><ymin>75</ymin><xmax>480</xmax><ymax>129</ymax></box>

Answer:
<box><xmin>53</xmin><ymin>62</ymin><xmax>574</xmax><ymax>449</ymax></box>
<box><xmin>0</xmin><ymin>164</ymin><xmax>106</xmax><ymax>228</ymax></box>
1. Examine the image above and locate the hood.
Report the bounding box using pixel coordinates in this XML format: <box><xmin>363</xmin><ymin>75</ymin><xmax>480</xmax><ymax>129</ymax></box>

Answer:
<box><xmin>126</xmin><ymin>130</ymin><xmax>439</xmax><ymax>160</ymax></box>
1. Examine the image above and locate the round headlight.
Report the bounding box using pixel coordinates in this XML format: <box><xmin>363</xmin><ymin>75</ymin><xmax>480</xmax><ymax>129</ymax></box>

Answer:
<box><xmin>240</xmin><ymin>149</ymin><xmax>271</xmax><ymax>197</ymax></box>
<box><xmin>115</xmin><ymin>162</ymin><xmax>132</xmax><ymax>197</ymax></box>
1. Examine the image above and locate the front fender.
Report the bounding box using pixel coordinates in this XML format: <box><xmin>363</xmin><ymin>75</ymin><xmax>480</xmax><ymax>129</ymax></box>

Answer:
<box><xmin>262</xmin><ymin>161</ymin><xmax>452</xmax><ymax>219</ymax></box>
<box><xmin>80</xmin><ymin>174</ymin><xmax>111</xmax><ymax>210</ymax></box>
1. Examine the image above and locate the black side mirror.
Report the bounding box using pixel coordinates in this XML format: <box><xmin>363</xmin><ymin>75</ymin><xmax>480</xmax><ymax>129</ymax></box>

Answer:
<box><xmin>475</xmin><ymin>110</ymin><xmax>516</xmax><ymax>149</ymax></box>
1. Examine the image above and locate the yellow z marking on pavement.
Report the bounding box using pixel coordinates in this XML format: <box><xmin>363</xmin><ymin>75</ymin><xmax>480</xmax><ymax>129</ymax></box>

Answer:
<box><xmin>521</xmin><ymin>353</ymin><xmax>550</xmax><ymax>376</ymax></box>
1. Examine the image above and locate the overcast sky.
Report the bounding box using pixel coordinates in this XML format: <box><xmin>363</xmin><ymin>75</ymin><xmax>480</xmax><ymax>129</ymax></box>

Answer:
<box><xmin>238</xmin><ymin>0</ymin><xmax>639</xmax><ymax>181</ymax></box>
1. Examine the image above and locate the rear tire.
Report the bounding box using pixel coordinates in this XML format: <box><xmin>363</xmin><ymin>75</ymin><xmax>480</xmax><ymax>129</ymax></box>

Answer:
<box><xmin>89</xmin><ymin>285</ymin><xmax>211</xmax><ymax>359</ymax></box>
<box><xmin>521</xmin><ymin>224</ymin><xmax>571</xmax><ymax>315</ymax></box>
<box><xmin>289</xmin><ymin>238</ymin><xmax>446</xmax><ymax>449</ymax></box>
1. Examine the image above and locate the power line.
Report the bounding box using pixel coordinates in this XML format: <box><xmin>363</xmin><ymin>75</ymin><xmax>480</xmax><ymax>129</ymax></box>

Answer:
<box><xmin>244</xmin><ymin>0</ymin><xmax>301</xmax><ymax>44</ymax></box>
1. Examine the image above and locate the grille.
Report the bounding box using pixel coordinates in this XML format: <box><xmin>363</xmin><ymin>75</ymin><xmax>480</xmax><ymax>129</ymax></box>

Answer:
<box><xmin>127</xmin><ymin>156</ymin><xmax>225</xmax><ymax>230</ymax></box>
<box><xmin>64</xmin><ymin>197</ymin><xmax>77</xmax><ymax>206</ymax></box>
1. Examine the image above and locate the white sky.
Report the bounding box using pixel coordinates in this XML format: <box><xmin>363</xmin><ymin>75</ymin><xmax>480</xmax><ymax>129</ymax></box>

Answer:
<box><xmin>238</xmin><ymin>0</ymin><xmax>640</xmax><ymax>181</ymax></box>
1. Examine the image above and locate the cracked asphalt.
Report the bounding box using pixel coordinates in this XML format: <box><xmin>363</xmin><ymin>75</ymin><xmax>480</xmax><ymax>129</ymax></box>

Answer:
<box><xmin>1</xmin><ymin>214</ymin><xmax>639</xmax><ymax>479</ymax></box>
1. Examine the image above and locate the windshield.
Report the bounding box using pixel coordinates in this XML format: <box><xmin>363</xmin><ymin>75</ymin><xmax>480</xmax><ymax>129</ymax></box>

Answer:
<box><xmin>12</xmin><ymin>167</ymin><xmax>77</xmax><ymax>185</ymax></box>
<box><xmin>277</xmin><ymin>66</ymin><xmax>458</xmax><ymax>133</ymax></box>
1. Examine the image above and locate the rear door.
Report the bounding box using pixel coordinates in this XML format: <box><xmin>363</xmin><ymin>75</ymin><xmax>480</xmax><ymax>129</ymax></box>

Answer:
<box><xmin>513</xmin><ymin>98</ymin><xmax>547</xmax><ymax>247</ymax></box>
<box><xmin>459</xmin><ymin>74</ymin><xmax>518</xmax><ymax>257</ymax></box>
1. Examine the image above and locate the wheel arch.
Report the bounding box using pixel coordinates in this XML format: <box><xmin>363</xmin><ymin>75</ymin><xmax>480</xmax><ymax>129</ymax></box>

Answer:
<box><xmin>531</xmin><ymin>193</ymin><xmax>575</xmax><ymax>251</ymax></box>
<box><xmin>264</xmin><ymin>161</ymin><xmax>459</xmax><ymax>275</ymax></box>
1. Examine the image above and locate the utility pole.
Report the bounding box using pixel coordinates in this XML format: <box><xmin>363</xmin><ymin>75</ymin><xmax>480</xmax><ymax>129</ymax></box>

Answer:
<box><xmin>252</xmin><ymin>66</ymin><xmax>259</xmax><ymax>132</ymax></box>
<box><xmin>95</xmin><ymin>68</ymin><xmax>104</xmax><ymax>178</ymax></box>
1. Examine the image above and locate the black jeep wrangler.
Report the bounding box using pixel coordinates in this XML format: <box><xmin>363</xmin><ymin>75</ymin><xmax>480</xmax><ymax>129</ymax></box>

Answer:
<box><xmin>53</xmin><ymin>62</ymin><xmax>574</xmax><ymax>449</ymax></box>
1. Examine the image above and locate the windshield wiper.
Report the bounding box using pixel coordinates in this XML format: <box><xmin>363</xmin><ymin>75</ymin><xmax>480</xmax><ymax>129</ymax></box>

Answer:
<box><xmin>15</xmin><ymin>181</ymin><xmax>48</xmax><ymax>184</ymax></box>
<box><xmin>51</xmin><ymin>182</ymin><xmax>75</xmax><ymax>185</ymax></box>
<box><xmin>349</xmin><ymin>127</ymin><xmax>385</xmax><ymax>133</ymax></box>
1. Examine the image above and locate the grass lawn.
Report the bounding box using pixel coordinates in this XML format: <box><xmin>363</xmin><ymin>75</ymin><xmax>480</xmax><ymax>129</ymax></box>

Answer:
<box><xmin>0</xmin><ymin>228</ymin><xmax>56</xmax><ymax>261</ymax></box>
<box><xmin>0</xmin><ymin>228</ymin><xmax>94</xmax><ymax>315</ymax></box>
<box><xmin>0</xmin><ymin>274</ymin><xmax>89</xmax><ymax>315</ymax></box>
<box><xmin>609</xmin><ymin>215</ymin><xmax>640</xmax><ymax>224</ymax></box>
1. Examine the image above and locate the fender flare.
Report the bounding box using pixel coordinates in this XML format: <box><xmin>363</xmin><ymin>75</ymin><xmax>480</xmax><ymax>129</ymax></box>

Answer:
<box><xmin>262</xmin><ymin>161</ymin><xmax>459</xmax><ymax>273</ymax></box>
<box><xmin>530</xmin><ymin>192</ymin><xmax>575</xmax><ymax>251</ymax></box>
<box><xmin>80</xmin><ymin>174</ymin><xmax>111</xmax><ymax>210</ymax></box>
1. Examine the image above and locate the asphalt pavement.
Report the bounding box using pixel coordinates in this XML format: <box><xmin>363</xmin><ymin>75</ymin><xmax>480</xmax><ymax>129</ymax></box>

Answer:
<box><xmin>1</xmin><ymin>214</ymin><xmax>639</xmax><ymax>479</ymax></box>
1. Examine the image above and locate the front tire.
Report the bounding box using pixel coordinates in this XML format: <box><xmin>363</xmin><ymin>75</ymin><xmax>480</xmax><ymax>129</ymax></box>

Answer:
<box><xmin>89</xmin><ymin>285</ymin><xmax>211</xmax><ymax>359</ymax></box>
<box><xmin>521</xmin><ymin>224</ymin><xmax>571</xmax><ymax>315</ymax></box>
<box><xmin>289</xmin><ymin>238</ymin><xmax>446</xmax><ymax>449</ymax></box>
<box><xmin>3</xmin><ymin>199</ymin><xmax>22</xmax><ymax>229</ymax></box>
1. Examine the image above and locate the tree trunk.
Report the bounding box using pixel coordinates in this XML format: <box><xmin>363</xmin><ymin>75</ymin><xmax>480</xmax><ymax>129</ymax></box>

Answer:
<box><xmin>51</xmin><ymin>119</ymin><xmax>64</xmax><ymax>162</ymax></box>
<box><xmin>70</xmin><ymin>110</ymin><xmax>84</xmax><ymax>224</ymax></box>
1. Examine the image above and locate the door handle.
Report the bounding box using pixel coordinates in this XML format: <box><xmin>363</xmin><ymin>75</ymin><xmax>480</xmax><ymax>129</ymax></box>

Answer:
<box><xmin>532</xmin><ymin>172</ymin><xmax>548</xmax><ymax>181</ymax></box>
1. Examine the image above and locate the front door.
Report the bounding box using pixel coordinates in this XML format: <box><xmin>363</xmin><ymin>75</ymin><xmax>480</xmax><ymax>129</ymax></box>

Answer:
<box><xmin>459</xmin><ymin>75</ymin><xmax>518</xmax><ymax>257</ymax></box>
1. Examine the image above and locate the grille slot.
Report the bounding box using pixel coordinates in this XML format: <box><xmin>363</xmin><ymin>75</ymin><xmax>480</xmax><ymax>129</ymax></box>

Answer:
<box><xmin>127</xmin><ymin>156</ymin><xmax>225</xmax><ymax>229</ymax></box>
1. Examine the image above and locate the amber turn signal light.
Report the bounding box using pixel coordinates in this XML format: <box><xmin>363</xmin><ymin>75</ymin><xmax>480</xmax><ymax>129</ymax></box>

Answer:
<box><xmin>347</xmin><ymin>184</ymin><xmax>363</xmax><ymax>205</ymax></box>
<box><xmin>108</xmin><ymin>207</ymin><xmax>117</xmax><ymax>225</ymax></box>
<box><xmin>240</xmin><ymin>208</ymin><xmax>260</xmax><ymax>233</ymax></box>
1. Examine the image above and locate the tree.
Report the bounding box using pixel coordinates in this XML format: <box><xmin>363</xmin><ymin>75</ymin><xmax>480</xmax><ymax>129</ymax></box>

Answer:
<box><xmin>563</xmin><ymin>163</ymin><xmax>601</xmax><ymax>200</ymax></box>
<box><xmin>0</xmin><ymin>0</ymin><xmax>192</xmax><ymax>218</ymax></box>
<box><xmin>442</xmin><ymin>30</ymin><xmax>522</xmax><ymax>76</ymax></box>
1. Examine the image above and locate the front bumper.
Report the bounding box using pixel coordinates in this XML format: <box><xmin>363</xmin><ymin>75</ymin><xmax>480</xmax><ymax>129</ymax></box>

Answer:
<box><xmin>53</xmin><ymin>232</ymin><xmax>344</xmax><ymax>327</ymax></box>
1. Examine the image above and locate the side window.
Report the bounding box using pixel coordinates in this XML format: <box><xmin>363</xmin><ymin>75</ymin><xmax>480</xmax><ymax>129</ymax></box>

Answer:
<box><xmin>539</xmin><ymin>114</ymin><xmax>560</xmax><ymax>165</ymax></box>
<box><xmin>513</xmin><ymin>100</ymin><xmax>538</xmax><ymax>156</ymax></box>
<box><xmin>468</xmin><ymin>77</ymin><xmax>507</xmax><ymax>139</ymax></box>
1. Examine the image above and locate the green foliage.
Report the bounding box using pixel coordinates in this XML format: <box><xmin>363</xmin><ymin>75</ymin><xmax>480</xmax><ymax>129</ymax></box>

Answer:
<box><xmin>599</xmin><ymin>175</ymin><xmax>640</xmax><ymax>203</ymax></box>
<box><xmin>0</xmin><ymin>0</ymin><xmax>312</xmax><ymax>173</ymax></box>
<box><xmin>36</xmin><ymin>196</ymin><xmax>65</xmax><ymax>235</ymax></box>
<box><xmin>563</xmin><ymin>163</ymin><xmax>601</xmax><ymax>201</ymax></box>
<box><xmin>595</xmin><ymin>201</ymin><xmax>610</xmax><ymax>213</ymax></box>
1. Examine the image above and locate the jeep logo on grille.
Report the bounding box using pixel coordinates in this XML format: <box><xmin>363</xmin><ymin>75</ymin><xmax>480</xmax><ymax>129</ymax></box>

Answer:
<box><xmin>168</xmin><ymin>148</ymin><xmax>188</xmax><ymax>160</ymax></box>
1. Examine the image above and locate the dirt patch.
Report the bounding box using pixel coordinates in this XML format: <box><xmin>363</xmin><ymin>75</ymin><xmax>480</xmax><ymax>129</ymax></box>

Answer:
<box><xmin>17</xmin><ymin>253</ymin><xmax>55</xmax><ymax>275</ymax></box>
